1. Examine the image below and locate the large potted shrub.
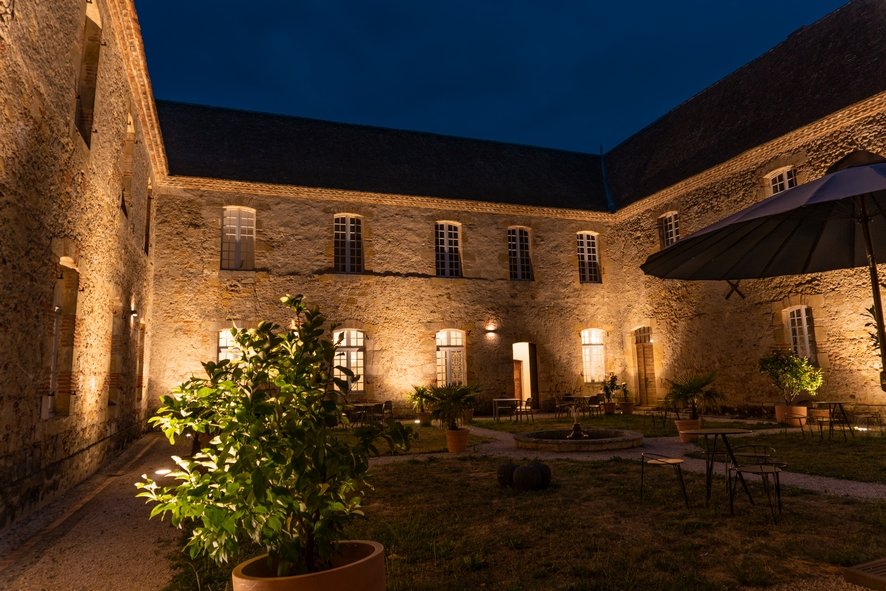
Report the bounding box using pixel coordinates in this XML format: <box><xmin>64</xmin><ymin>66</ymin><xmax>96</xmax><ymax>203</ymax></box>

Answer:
<box><xmin>136</xmin><ymin>295</ymin><xmax>411</xmax><ymax>591</ymax></box>
<box><xmin>429</xmin><ymin>383</ymin><xmax>479</xmax><ymax>453</ymax></box>
<box><xmin>664</xmin><ymin>372</ymin><xmax>722</xmax><ymax>443</ymax></box>
<box><xmin>408</xmin><ymin>385</ymin><xmax>434</xmax><ymax>427</ymax></box>
<box><xmin>759</xmin><ymin>350</ymin><xmax>823</xmax><ymax>427</ymax></box>
<box><xmin>601</xmin><ymin>373</ymin><xmax>622</xmax><ymax>415</ymax></box>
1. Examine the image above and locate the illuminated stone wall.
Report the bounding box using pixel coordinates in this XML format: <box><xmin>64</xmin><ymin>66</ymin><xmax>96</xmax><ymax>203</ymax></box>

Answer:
<box><xmin>0</xmin><ymin>0</ymin><xmax>156</xmax><ymax>527</ymax></box>
<box><xmin>149</xmin><ymin>186</ymin><xmax>622</xmax><ymax>413</ymax></box>
<box><xmin>613</xmin><ymin>95</ymin><xmax>886</xmax><ymax>406</ymax></box>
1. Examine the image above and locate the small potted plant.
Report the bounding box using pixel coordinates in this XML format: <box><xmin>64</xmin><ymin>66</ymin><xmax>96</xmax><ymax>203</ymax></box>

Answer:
<box><xmin>619</xmin><ymin>382</ymin><xmax>634</xmax><ymax>415</ymax></box>
<box><xmin>601</xmin><ymin>373</ymin><xmax>621</xmax><ymax>415</ymax></box>
<box><xmin>664</xmin><ymin>372</ymin><xmax>722</xmax><ymax>442</ymax></box>
<box><xmin>136</xmin><ymin>295</ymin><xmax>411</xmax><ymax>591</ymax></box>
<box><xmin>429</xmin><ymin>382</ymin><xmax>479</xmax><ymax>453</ymax></box>
<box><xmin>759</xmin><ymin>350</ymin><xmax>823</xmax><ymax>427</ymax></box>
<box><xmin>408</xmin><ymin>384</ymin><xmax>434</xmax><ymax>427</ymax></box>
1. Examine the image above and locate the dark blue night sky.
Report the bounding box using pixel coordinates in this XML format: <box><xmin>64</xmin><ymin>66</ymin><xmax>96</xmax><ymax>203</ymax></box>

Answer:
<box><xmin>134</xmin><ymin>1</ymin><xmax>848</xmax><ymax>154</ymax></box>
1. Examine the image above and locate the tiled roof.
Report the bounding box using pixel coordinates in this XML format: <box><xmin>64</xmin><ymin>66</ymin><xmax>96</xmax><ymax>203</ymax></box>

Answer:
<box><xmin>605</xmin><ymin>0</ymin><xmax>886</xmax><ymax>208</ymax></box>
<box><xmin>156</xmin><ymin>101</ymin><xmax>608</xmax><ymax>211</ymax></box>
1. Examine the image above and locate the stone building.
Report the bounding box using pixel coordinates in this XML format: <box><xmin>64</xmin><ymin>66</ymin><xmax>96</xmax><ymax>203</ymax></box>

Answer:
<box><xmin>2</xmin><ymin>0</ymin><xmax>885</xmax><ymax>527</ymax></box>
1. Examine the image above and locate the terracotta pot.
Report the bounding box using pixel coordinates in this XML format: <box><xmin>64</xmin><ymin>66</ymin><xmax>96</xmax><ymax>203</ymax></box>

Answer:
<box><xmin>674</xmin><ymin>418</ymin><xmax>701</xmax><ymax>443</ymax></box>
<box><xmin>417</xmin><ymin>411</ymin><xmax>432</xmax><ymax>427</ymax></box>
<box><xmin>445</xmin><ymin>427</ymin><xmax>470</xmax><ymax>453</ymax></box>
<box><xmin>774</xmin><ymin>404</ymin><xmax>808</xmax><ymax>427</ymax></box>
<box><xmin>620</xmin><ymin>401</ymin><xmax>635</xmax><ymax>415</ymax></box>
<box><xmin>232</xmin><ymin>540</ymin><xmax>384</xmax><ymax>591</ymax></box>
<box><xmin>602</xmin><ymin>402</ymin><xmax>617</xmax><ymax>415</ymax></box>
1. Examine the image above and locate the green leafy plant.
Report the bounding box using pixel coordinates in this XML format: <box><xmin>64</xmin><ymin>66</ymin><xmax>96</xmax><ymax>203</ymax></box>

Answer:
<box><xmin>664</xmin><ymin>372</ymin><xmax>722</xmax><ymax>420</ymax></box>
<box><xmin>759</xmin><ymin>350</ymin><xmax>823</xmax><ymax>406</ymax></box>
<box><xmin>601</xmin><ymin>373</ymin><xmax>627</xmax><ymax>402</ymax></box>
<box><xmin>407</xmin><ymin>385</ymin><xmax>434</xmax><ymax>413</ymax></box>
<box><xmin>429</xmin><ymin>383</ymin><xmax>480</xmax><ymax>430</ymax></box>
<box><xmin>135</xmin><ymin>294</ymin><xmax>411</xmax><ymax>577</ymax></box>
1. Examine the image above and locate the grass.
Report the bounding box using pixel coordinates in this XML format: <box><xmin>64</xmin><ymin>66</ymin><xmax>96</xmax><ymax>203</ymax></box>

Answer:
<box><xmin>700</xmin><ymin>430</ymin><xmax>886</xmax><ymax>483</ymax></box>
<box><xmin>474</xmin><ymin>414</ymin><xmax>774</xmax><ymax>438</ymax></box>
<box><xmin>164</xmin><ymin>455</ymin><xmax>886</xmax><ymax>591</ymax></box>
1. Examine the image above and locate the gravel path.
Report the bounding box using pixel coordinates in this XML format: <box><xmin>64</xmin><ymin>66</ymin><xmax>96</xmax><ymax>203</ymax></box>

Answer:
<box><xmin>0</xmin><ymin>424</ymin><xmax>881</xmax><ymax>591</ymax></box>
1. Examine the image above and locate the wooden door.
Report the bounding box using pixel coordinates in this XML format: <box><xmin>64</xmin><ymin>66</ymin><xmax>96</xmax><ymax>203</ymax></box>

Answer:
<box><xmin>513</xmin><ymin>360</ymin><xmax>523</xmax><ymax>401</ymax></box>
<box><xmin>634</xmin><ymin>327</ymin><xmax>656</xmax><ymax>405</ymax></box>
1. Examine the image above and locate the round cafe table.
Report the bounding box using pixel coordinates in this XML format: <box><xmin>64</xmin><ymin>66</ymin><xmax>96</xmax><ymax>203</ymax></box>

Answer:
<box><xmin>679</xmin><ymin>427</ymin><xmax>753</xmax><ymax>508</ymax></box>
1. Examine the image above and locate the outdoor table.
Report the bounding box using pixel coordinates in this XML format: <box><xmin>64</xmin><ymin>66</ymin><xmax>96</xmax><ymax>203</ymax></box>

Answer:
<box><xmin>493</xmin><ymin>398</ymin><xmax>518</xmax><ymax>422</ymax></box>
<box><xmin>679</xmin><ymin>428</ymin><xmax>753</xmax><ymax>508</ymax></box>
<box><xmin>814</xmin><ymin>401</ymin><xmax>855</xmax><ymax>440</ymax></box>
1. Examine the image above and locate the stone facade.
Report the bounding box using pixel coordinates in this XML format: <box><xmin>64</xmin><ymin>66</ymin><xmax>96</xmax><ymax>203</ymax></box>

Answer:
<box><xmin>4</xmin><ymin>0</ymin><xmax>886</xmax><ymax>531</ymax></box>
<box><xmin>0</xmin><ymin>0</ymin><xmax>157</xmax><ymax>527</ymax></box>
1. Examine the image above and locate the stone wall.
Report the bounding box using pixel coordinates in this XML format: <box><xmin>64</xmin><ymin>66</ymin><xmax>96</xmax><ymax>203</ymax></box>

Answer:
<box><xmin>0</xmin><ymin>0</ymin><xmax>156</xmax><ymax>527</ymax></box>
<box><xmin>613</xmin><ymin>96</ymin><xmax>886</xmax><ymax>407</ymax></box>
<box><xmin>149</xmin><ymin>185</ymin><xmax>622</xmax><ymax>413</ymax></box>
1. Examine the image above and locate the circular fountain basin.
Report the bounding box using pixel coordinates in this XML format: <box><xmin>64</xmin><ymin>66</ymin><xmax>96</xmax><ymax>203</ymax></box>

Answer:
<box><xmin>513</xmin><ymin>428</ymin><xmax>643</xmax><ymax>452</ymax></box>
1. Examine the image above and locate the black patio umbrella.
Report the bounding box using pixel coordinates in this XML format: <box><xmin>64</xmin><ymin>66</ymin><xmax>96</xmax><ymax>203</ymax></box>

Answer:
<box><xmin>641</xmin><ymin>150</ymin><xmax>886</xmax><ymax>390</ymax></box>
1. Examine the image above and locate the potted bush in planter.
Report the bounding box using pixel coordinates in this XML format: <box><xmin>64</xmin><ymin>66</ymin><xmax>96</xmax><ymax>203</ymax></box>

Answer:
<box><xmin>664</xmin><ymin>372</ymin><xmax>722</xmax><ymax>443</ymax></box>
<box><xmin>601</xmin><ymin>373</ymin><xmax>621</xmax><ymax>415</ymax></box>
<box><xmin>759</xmin><ymin>350</ymin><xmax>823</xmax><ymax>427</ymax></box>
<box><xmin>136</xmin><ymin>295</ymin><xmax>411</xmax><ymax>591</ymax></box>
<box><xmin>429</xmin><ymin>382</ymin><xmax>479</xmax><ymax>453</ymax></box>
<box><xmin>408</xmin><ymin>385</ymin><xmax>434</xmax><ymax>427</ymax></box>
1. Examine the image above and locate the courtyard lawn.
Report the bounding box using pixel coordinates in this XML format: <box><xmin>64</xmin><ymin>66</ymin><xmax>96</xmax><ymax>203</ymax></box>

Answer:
<box><xmin>164</xmin><ymin>455</ymin><xmax>886</xmax><ymax>591</ymax></box>
<box><xmin>698</xmin><ymin>430</ymin><xmax>886</xmax><ymax>484</ymax></box>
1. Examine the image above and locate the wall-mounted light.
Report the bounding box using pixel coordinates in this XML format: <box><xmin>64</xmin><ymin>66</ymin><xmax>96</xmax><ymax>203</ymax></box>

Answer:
<box><xmin>484</xmin><ymin>320</ymin><xmax>498</xmax><ymax>332</ymax></box>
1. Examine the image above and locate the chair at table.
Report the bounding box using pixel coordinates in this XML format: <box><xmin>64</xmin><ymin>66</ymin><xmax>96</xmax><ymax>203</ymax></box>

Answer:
<box><xmin>853</xmin><ymin>404</ymin><xmax>885</xmax><ymax>435</ymax></box>
<box><xmin>554</xmin><ymin>395</ymin><xmax>574</xmax><ymax>419</ymax></box>
<box><xmin>514</xmin><ymin>397</ymin><xmax>534</xmax><ymax>423</ymax></box>
<box><xmin>727</xmin><ymin>444</ymin><xmax>784</xmax><ymax>523</ymax></box>
<box><xmin>585</xmin><ymin>394</ymin><xmax>603</xmax><ymax>418</ymax></box>
<box><xmin>381</xmin><ymin>400</ymin><xmax>394</xmax><ymax>420</ymax></box>
<box><xmin>640</xmin><ymin>452</ymin><xmax>689</xmax><ymax>509</ymax></box>
<box><xmin>367</xmin><ymin>402</ymin><xmax>385</xmax><ymax>422</ymax></box>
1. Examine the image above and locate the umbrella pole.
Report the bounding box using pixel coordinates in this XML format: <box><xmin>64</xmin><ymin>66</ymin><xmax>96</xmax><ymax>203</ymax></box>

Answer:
<box><xmin>856</xmin><ymin>195</ymin><xmax>886</xmax><ymax>391</ymax></box>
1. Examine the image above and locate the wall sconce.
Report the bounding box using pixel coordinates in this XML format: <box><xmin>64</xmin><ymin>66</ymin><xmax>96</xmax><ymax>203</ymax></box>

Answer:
<box><xmin>484</xmin><ymin>320</ymin><xmax>498</xmax><ymax>332</ymax></box>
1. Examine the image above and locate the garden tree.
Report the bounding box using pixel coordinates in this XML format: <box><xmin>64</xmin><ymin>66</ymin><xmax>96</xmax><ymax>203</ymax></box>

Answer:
<box><xmin>137</xmin><ymin>295</ymin><xmax>412</xmax><ymax>576</ymax></box>
<box><xmin>759</xmin><ymin>350</ymin><xmax>824</xmax><ymax>406</ymax></box>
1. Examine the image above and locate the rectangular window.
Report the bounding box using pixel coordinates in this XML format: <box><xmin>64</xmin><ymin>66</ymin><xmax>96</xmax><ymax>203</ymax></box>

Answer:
<box><xmin>334</xmin><ymin>329</ymin><xmax>365</xmax><ymax>394</ymax></box>
<box><xmin>581</xmin><ymin>328</ymin><xmax>605</xmax><ymax>383</ymax></box>
<box><xmin>218</xmin><ymin>330</ymin><xmax>239</xmax><ymax>362</ymax></box>
<box><xmin>787</xmin><ymin>306</ymin><xmax>817</xmax><ymax>363</ymax></box>
<box><xmin>577</xmin><ymin>232</ymin><xmax>601</xmax><ymax>283</ymax></box>
<box><xmin>334</xmin><ymin>215</ymin><xmax>363</xmax><ymax>273</ymax></box>
<box><xmin>508</xmin><ymin>227</ymin><xmax>533</xmax><ymax>281</ymax></box>
<box><xmin>769</xmin><ymin>168</ymin><xmax>797</xmax><ymax>195</ymax></box>
<box><xmin>658</xmin><ymin>212</ymin><xmax>679</xmax><ymax>248</ymax></box>
<box><xmin>221</xmin><ymin>206</ymin><xmax>255</xmax><ymax>270</ymax></box>
<box><xmin>435</xmin><ymin>222</ymin><xmax>462</xmax><ymax>277</ymax></box>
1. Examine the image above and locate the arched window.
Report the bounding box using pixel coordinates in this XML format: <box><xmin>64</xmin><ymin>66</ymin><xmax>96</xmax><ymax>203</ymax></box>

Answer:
<box><xmin>334</xmin><ymin>214</ymin><xmax>363</xmax><ymax>273</ymax></box>
<box><xmin>221</xmin><ymin>206</ymin><xmax>255</xmax><ymax>270</ymax></box>
<box><xmin>43</xmin><ymin>259</ymin><xmax>79</xmax><ymax>417</ymax></box>
<box><xmin>334</xmin><ymin>329</ymin><xmax>365</xmax><ymax>394</ymax></box>
<box><xmin>580</xmin><ymin>328</ymin><xmax>605</xmax><ymax>383</ymax></box>
<box><xmin>766</xmin><ymin>166</ymin><xmax>797</xmax><ymax>195</ymax></box>
<box><xmin>784</xmin><ymin>305</ymin><xmax>817</xmax><ymax>363</ymax></box>
<box><xmin>577</xmin><ymin>231</ymin><xmax>601</xmax><ymax>283</ymax></box>
<box><xmin>435</xmin><ymin>221</ymin><xmax>462</xmax><ymax>278</ymax></box>
<box><xmin>436</xmin><ymin>329</ymin><xmax>466</xmax><ymax>385</ymax></box>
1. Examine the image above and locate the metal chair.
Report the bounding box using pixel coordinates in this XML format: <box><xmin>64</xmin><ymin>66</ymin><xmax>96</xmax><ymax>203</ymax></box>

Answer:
<box><xmin>382</xmin><ymin>400</ymin><xmax>394</xmax><ymax>420</ymax></box>
<box><xmin>515</xmin><ymin>397</ymin><xmax>534</xmax><ymax>423</ymax></box>
<box><xmin>640</xmin><ymin>452</ymin><xmax>690</xmax><ymax>509</ymax></box>
<box><xmin>727</xmin><ymin>445</ymin><xmax>784</xmax><ymax>523</ymax></box>
<box><xmin>554</xmin><ymin>395</ymin><xmax>574</xmax><ymax>419</ymax></box>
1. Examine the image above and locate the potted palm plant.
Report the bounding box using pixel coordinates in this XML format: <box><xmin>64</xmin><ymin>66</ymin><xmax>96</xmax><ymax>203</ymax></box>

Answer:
<box><xmin>429</xmin><ymin>382</ymin><xmax>479</xmax><ymax>453</ymax></box>
<box><xmin>601</xmin><ymin>373</ymin><xmax>620</xmax><ymax>415</ymax></box>
<box><xmin>408</xmin><ymin>385</ymin><xmax>434</xmax><ymax>426</ymax></box>
<box><xmin>759</xmin><ymin>350</ymin><xmax>823</xmax><ymax>427</ymax></box>
<box><xmin>664</xmin><ymin>372</ymin><xmax>722</xmax><ymax>442</ymax></box>
<box><xmin>136</xmin><ymin>295</ymin><xmax>411</xmax><ymax>591</ymax></box>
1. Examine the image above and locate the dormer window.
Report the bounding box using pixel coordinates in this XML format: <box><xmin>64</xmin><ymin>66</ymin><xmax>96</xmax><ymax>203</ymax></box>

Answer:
<box><xmin>767</xmin><ymin>166</ymin><xmax>797</xmax><ymax>195</ymax></box>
